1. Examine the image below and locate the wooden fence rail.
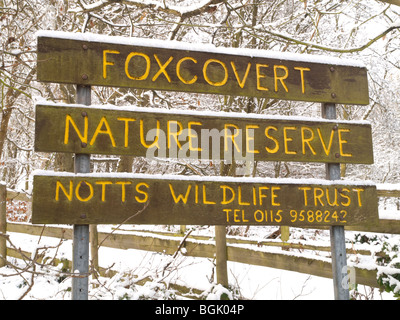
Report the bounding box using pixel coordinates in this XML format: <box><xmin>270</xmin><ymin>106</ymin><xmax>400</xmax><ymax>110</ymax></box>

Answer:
<box><xmin>4</xmin><ymin>221</ymin><xmax>381</xmax><ymax>288</ymax></box>
<box><xmin>1</xmin><ymin>184</ymin><xmax>400</xmax><ymax>291</ymax></box>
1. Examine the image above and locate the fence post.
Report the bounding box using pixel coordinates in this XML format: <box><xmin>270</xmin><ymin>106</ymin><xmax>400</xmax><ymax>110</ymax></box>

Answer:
<box><xmin>72</xmin><ymin>85</ymin><xmax>91</xmax><ymax>300</ymax></box>
<box><xmin>322</xmin><ymin>103</ymin><xmax>350</xmax><ymax>300</ymax></box>
<box><xmin>0</xmin><ymin>183</ymin><xmax>6</xmax><ymax>267</ymax></box>
<box><xmin>215</xmin><ymin>225</ymin><xmax>228</xmax><ymax>288</ymax></box>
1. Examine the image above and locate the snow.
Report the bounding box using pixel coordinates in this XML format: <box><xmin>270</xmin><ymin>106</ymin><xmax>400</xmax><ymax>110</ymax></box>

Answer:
<box><xmin>3</xmin><ymin>0</ymin><xmax>400</xmax><ymax>302</ymax></box>
<box><xmin>32</xmin><ymin>170</ymin><xmax>376</xmax><ymax>187</ymax></box>
<box><xmin>35</xmin><ymin>30</ymin><xmax>366</xmax><ymax>68</ymax></box>
<box><xmin>379</xmin><ymin>210</ymin><xmax>400</xmax><ymax>221</ymax></box>
<box><xmin>68</xmin><ymin>0</ymin><xmax>213</xmax><ymax>17</ymax></box>
<box><xmin>36</xmin><ymin>101</ymin><xmax>371</xmax><ymax>125</ymax></box>
<box><xmin>377</xmin><ymin>183</ymin><xmax>400</xmax><ymax>191</ymax></box>
<box><xmin>1</xmin><ymin>226</ymin><xmax>396</xmax><ymax>300</ymax></box>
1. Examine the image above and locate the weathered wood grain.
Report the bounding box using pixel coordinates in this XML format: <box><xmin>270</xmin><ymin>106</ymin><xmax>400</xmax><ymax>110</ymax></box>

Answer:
<box><xmin>37</xmin><ymin>34</ymin><xmax>369</xmax><ymax>105</ymax></box>
<box><xmin>32</xmin><ymin>173</ymin><xmax>378</xmax><ymax>226</ymax></box>
<box><xmin>35</xmin><ymin>103</ymin><xmax>374</xmax><ymax>164</ymax></box>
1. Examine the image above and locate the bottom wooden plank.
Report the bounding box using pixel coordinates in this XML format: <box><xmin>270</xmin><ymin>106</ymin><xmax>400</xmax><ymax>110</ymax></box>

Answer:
<box><xmin>32</xmin><ymin>172</ymin><xmax>378</xmax><ymax>227</ymax></box>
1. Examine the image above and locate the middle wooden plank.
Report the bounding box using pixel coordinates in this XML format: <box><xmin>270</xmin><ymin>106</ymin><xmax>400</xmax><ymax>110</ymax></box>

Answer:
<box><xmin>35</xmin><ymin>103</ymin><xmax>373</xmax><ymax>164</ymax></box>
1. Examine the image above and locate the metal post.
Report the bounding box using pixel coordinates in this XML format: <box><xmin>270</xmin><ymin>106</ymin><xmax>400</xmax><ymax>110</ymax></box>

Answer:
<box><xmin>72</xmin><ymin>85</ymin><xmax>91</xmax><ymax>300</ymax></box>
<box><xmin>322</xmin><ymin>103</ymin><xmax>350</xmax><ymax>300</ymax></box>
<box><xmin>215</xmin><ymin>225</ymin><xmax>228</xmax><ymax>288</ymax></box>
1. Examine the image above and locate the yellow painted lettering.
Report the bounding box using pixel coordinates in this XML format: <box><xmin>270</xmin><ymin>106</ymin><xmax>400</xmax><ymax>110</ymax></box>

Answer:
<box><xmin>168</xmin><ymin>120</ymin><xmax>183</xmax><ymax>150</ymax></box>
<box><xmin>294</xmin><ymin>67</ymin><xmax>310</xmax><ymax>94</ymax></box>
<box><xmin>238</xmin><ymin>186</ymin><xmax>250</xmax><ymax>206</ymax></box>
<box><xmin>220</xmin><ymin>185</ymin><xmax>235</xmax><ymax>205</ymax></box>
<box><xmin>326</xmin><ymin>188</ymin><xmax>339</xmax><ymax>206</ymax></box>
<box><xmin>299</xmin><ymin>186</ymin><xmax>312</xmax><ymax>206</ymax></box>
<box><xmin>203</xmin><ymin>59</ymin><xmax>228</xmax><ymax>86</ymax></box>
<box><xmin>314</xmin><ymin>187</ymin><xmax>325</xmax><ymax>206</ymax></box>
<box><xmin>75</xmin><ymin>181</ymin><xmax>93</xmax><ymax>202</ymax></box>
<box><xmin>117</xmin><ymin>117</ymin><xmax>136</xmax><ymax>148</ymax></box>
<box><xmin>103</xmin><ymin>50</ymin><xmax>120</xmax><ymax>79</ymax></box>
<box><xmin>231</xmin><ymin>61</ymin><xmax>251</xmax><ymax>88</ymax></box>
<box><xmin>338</xmin><ymin>128</ymin><xmax>352</xmax><ymax>157</ymax></box>
<box><xmin>242</xmin><ymin>210</ymin><xmax>249</xmax><ymax>222</ymax></box>
<box><xmin>271</xmin><ymin>187</ymin><xmax>281</xmax><ymax>206</ymax></box>
<box><xmin>246</xmin><ymin>125</ymin><xmax>260</xmax><ymax>154</ymax></box>
<box><xmin>95</xmin><ymin>181</ymin><xmax>113</xmax><ymax>202</ymax></box>
<box><xmin>169</xmin><ymin>184</ymin><xmax>191</xmax><ymax>204</ymax></box>
<box><xmin>188</xmin><ymin>121</ymin><xmax>202</xmax><ymax>152</ymax></box>
<box><xmin>274</xmin><ymin>65</ymin><xmax>289</xmax><ymax>92</ymax></box>
<box><xmin>55</xmin><ymin>180</ymin><xmax>73</xmax><ymax>201</ymax></box>
<box><xmin>317</xmin><ymin>128</ymin><xmax>335</xmax><ymax>156</ymax></box>
<box><xmin>258</xmin><ymin>186</ymin><xmax>269</xmax><ymax>205</ymax></box>
<box><xmin>265</xmin><ymin>126</ymin><xmax>279</xmax><ymax>153</ymax></box>
<box><xmin>176</xmin><ymin>57</ymin><xmax>198</xmax><ymax>84</ymax></box>
<box><xmin>254</xmin><ymin>209</ymin><xmax>263</xmax><ymax>222</ymax></box>
<box><xmin>224</xmin><ymin>124</ymin><xmax>241</xmax><ymax>153</ymax></box>
<box><xmin>234</xmin><ymin>209</ymin><xmax>241</xmax><ymax>222</ymax></box>
<box><xmin>152</xmin><ymin>54</ymin><xmax>173</xmax><ymax>82</ymax></box>
<box><xmin>195</xmin><ymin>185</ymin><xmax>199</xmax><ymax>204</ymax></box>
<box><xmin>352</xmin><ymin>188</ymin><xmax>364</xmax><ymax>207</ymax></box>
<box><xmin>64</xmin><ymin>114</ymin><xmax>88</xmax><ymax>145</ymax></box>
<box><xmin>283</xmin><ymin>126</ymin><xmax>297</xmax><ymax>155</ymax></box>
<box><xmin>256</xmin><ymin>64</ymin><xmax>269</xmax><ymax>91</ymax></box>
<box><xmin>203</xmin><ymin>185</ymin><xmax>216</xmax><ymax>204</ymax></box>
<box><xmin>89</xmin><ymin>117</ymin><xmax>116</xmax><ymax>147</ymax></box>
<box><xmin>301</xmin><ymin>127</ymin><xmax>316</xmax><ymax>155</ymax></box>
<box><xmin>340</xmin><ymin>188</ymin><xmax>351</xmax><ymax>207</ymax></box>
<box><xmin>116</xmin><ymin>181</ymin><xmax>132</xmax><ymax>202</ymax></box>
<box><xmin>140</xmin><ymin>119</ymin><xmax>160</xmax><ymax>148</ymax></box>
<box><xmin>224</xmin><ymin>209</ymin><xmax>231</xmax><ymax>222</ymax></box>
<box><xmin>135</xmin><ymin>182</ymin><xmax>149</xmax><ymax>203</ymax></box>
<box><xmin>125</xmin><ymin>52</ymin><xmax>151</xmax><ymax>80</ymax></box>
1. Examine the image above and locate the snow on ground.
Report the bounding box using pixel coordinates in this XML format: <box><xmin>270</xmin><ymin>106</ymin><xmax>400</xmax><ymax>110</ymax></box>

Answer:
<box><xmin>0</xmin><ymin>224</ymin><xmax>396</xmax><ymax>300</ymax></box>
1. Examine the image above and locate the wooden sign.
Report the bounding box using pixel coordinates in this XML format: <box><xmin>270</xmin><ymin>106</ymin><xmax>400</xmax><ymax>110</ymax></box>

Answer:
<box><xmin>32</xmin><ymin>172</ymin><xmax>378</xmax><ymax>226</ymax></box>
<box><xmin>37</xmin><ymin>31</ymin><xmax>369</xmax><ymax>105</ymax></box>
<box><xmin>35</xmin><ymin>103</ymin><xmax>373</xmax><ymax>164</ymax></box>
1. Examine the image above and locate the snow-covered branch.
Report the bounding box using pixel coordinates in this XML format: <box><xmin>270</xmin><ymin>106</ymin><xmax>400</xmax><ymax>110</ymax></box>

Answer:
<box><xmin>248</xmin><ymin>24</ymin><xmax>400</xmax><ymax>53</ymax></box>
<box><xmin>69</xmin><ymin>0</ymin><xmax>226</xmax><ymax>19</ymax></box>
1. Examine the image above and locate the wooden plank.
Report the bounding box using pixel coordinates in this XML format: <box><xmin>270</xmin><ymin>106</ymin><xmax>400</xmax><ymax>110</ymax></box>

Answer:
<box><xmin>377</xmin><ymin>189</ymin><xmax>400</xmax><ymax>197</ymax></box>
<box><xmin>6</xmin><ymin>190</ymin><xmax>30</xmax><ymax>202</ymax></box>
<box><xmin>32</xmin><ymin>172</ymin><xmax>378</xmax><ymax>226</ymax></box>
<box><xmin>308</xmin><ymin>219</ymin><xmax>400</xmax><ymax>234</ymax></box>
<box><xmin>344</xmin><ymin>219</ymin><xmax>400</xmax><ymax>234</ymax></box>
<box><xmin>4</xmin><ymin>222</ymin><xmax>378</xmax><ymax>255</ymax></box>
<box><xmin>35</xmin><ymin>103</ymin><xmax>374</xmax><ymax>164</ymax></box>
<box><xmin>227</xmin><ymin>246</ymin><xmax>379</xmax><ymax>288</ymax></box>
<box><xmin>6</xmin><ymin>222</ymin><xmax>380</xmax><ymax>288</ymax></box>
<box><xmin>7</xmin><ymin>222</ymin><xmax>73</xmax><ymax>240</ymax></box>
<box><xmin>37</xmin><ymin>31</ymin><xmax>369</xmax><ymax>105</ymax></box>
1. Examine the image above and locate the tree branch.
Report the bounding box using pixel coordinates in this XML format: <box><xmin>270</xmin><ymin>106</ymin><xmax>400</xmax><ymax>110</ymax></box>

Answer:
<box><xmin>247</xmin><ymin>24</ymin><xmax>400</xmax><ymax>53</ymax></box>
<box><xmin>378</xmin><ymin>0</ymin><xmax>400</xmax><ymax>6</ymax></box>
<box><xmin>69</xmin><ymin>0</ymin><xmax>226</xmax><ymax>19</ymax></box>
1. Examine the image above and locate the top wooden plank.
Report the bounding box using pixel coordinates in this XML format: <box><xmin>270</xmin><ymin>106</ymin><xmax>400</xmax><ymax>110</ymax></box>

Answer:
<box><xmin>37</xmin><ymin>31</ymin><xmax>369</xmax><ymax>105</ymax></box>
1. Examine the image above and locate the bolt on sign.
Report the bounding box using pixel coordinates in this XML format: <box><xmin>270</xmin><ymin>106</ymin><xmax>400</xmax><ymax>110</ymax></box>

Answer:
<box><xmin>36</xmin><ymin>31</ymin><xmax>369</xmax><ymax>105</ymax></box>
<box><xmin>35</xmin><ymin>103</ymin><xmax>373</xmax><ymax>164</ymax></box>
<box><xmin>32</xmin><ymin>173</ymin><xmax>378</xmax><ymax>226</ymax></box>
